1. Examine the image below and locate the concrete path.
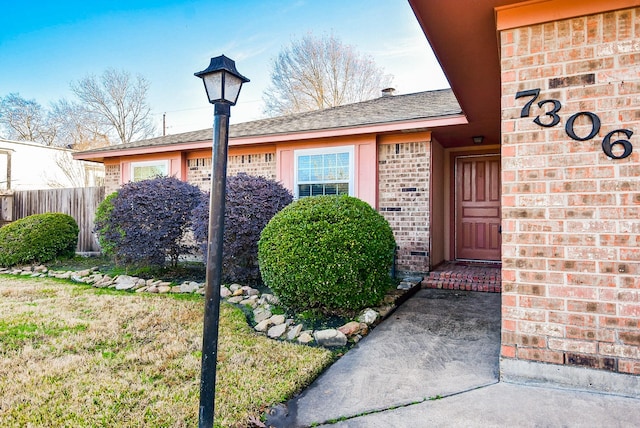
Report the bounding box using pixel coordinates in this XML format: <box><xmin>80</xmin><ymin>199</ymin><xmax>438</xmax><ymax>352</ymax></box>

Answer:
<box><xmin>267</xmin><ymin>289</ymin><xmax>640</xmax><ymax>427</ymax></box>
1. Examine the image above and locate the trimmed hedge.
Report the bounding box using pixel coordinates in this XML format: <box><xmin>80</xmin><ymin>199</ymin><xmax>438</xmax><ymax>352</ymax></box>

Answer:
<box><xmin>258</xmin><ymin>195</ymin><xmax>396</xmax><ymax>313</ymax></box>
<box><xmin>0</xmin><ymin>213</ymin><xmax>79</xmax><ymax>267</ymax></box>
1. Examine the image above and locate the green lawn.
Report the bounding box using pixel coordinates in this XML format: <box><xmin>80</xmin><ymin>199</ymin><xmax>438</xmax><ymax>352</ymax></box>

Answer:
<box><xmin>0</xmin><ymin>277</ymin><xmax>333</xmax><ymax>427</ymax></box>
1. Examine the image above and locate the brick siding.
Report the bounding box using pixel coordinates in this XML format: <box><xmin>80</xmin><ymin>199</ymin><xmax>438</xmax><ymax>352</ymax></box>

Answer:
<box><xmin>378</xmin><ymin>141</ymin><xmax>431</xmax><ymax>275</ymax></box>
<box><xmin>104</xmin><ymin>164</ymin><xmax>120</xmax><ymax>195</ymax></box>
<box><xmin>186</xmin><ymin>152</ymin><xmax>277</xmax><ymax>192</ymax></box>
<box><xmin>500</xmin><ymin>8</ymin><xmax>640</xmax><ymax>374</ymax></box>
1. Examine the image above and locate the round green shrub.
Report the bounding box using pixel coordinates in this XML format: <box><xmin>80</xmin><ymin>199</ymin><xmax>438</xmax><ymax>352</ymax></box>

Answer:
<box><xmin>258</xmin><ymin>195</ymin><xmax>396</xmax><ymax>313</ymax></box>
<box><xmin>0</xmin><ymin>213</ymin><xmax>79</xmax><ymax>267</ymax></box>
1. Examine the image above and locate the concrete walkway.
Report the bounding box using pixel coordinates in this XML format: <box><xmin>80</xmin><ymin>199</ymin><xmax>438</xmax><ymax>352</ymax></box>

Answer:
<box><xmin>267</xmin><ymin>289</ymin><xmax>640</xmax><ymax>427</ymax></box>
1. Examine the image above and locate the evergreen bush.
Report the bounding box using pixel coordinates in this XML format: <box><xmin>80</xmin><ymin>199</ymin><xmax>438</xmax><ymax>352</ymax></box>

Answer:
<box><xmin>96</xmin><ymin>176</ymin><xmax>203</xmax><ymax>268</ymax></box>
<box><xmin>192</xmin><ymin>173</ymin><xmax>293</xmax><ymax>286</ymax></box>
<box><xmin>258</xmin><ymin>194</ymin><xmax>396</xmax><ymax>313</ymax></box>
<box><xmin>93</xmin><ymin>191</ymin><xmax>120</xmax><ymax>257</ymax></box>
<box><xmin>0</xmin><ymin>213</ymin><xmax>79</xmax><ymax>267</ymax></box>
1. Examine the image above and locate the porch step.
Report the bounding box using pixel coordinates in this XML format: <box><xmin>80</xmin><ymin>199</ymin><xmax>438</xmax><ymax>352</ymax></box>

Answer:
<box><xmin>422</xmin><ymin>261</ymin><xmax>502</xmax><ymax>293</ymax></box>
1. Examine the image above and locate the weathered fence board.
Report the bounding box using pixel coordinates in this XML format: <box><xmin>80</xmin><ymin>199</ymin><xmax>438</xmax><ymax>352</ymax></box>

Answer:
<box><xmin>11</xmin><ymin>187</ymin><xmax>105</xmax><ymax>253</ymax></box>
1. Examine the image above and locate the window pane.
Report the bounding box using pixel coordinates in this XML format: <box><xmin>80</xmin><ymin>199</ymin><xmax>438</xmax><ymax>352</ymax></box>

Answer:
<box><xmin>324</xmin><ymin>184</ymin><xmax>337</xmax><ymax>195</ymax></box>
<box><xmin>298</xmin><ymin>156</ymin><xmax>309</xmax><ymax>169</ymax></box>
<box><xmin>311</xmin><ymin>184</ymin><xmax>323</xmax><ymax>196</ymax></box>
<box><xmin>299</xmin><ymin>184</ymin><xmax>311</xmax><ymax>197</ymax></box>
<box><xmin>298</xmin><ymin>169</ymin><xmax>310</xmax><ymax>181</ymax></box>
<box><xmin>133</xmin><ymin>165</ymin><xmax>166</xmax><ymax>181</ymax></box>
<box><xmin>336</xmin><ymin>183</ymin><xmax>349</xmax><ymax>195</ymax></box>
<box><xmin>336</xmin><ymin>166</ymin><xmax>349</xmax><ymax>180</ymax></box>
<box><xmin>325</xmin><ymin>154</ymin><xmax>337</xmax><ymax>168</ymax></box>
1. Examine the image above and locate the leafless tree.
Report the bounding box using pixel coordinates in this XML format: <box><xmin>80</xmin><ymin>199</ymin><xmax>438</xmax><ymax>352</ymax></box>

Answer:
<box><xmin>0</xmin><ymin>93</ymin><xmax>57</xmax><ymax>145</ymax></box>
<box><xmin>49</xmin><ymin>99</ymin><xmax>112</xmax><ymax>149</ymax></box>
<box><xmin>70</xmin><ymin>69</ymin><xmax>156</xmax><ymax>144</ymax></box>
<box><xmin>263</xmin><ymin>34</ymin><xmax>393</xmax><ymax>116</ymax></box>
<box><xmin>45</xmin><ymin>151</ymin><xmax>104</xmax><ymax>188</ymax></box>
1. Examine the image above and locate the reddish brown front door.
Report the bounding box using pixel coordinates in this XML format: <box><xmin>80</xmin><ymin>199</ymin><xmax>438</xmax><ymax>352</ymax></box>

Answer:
<box><xmin>455</xmin><ymin>155</ymin><xmax>501</xmax><ymax>261</ymax></box>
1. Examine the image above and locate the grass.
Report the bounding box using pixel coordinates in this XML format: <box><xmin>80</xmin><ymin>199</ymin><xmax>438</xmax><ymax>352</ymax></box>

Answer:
<box><xmin>0</xmin><ymin>276</ymin><xmax>334</xmax><ymax>427</ymax></box>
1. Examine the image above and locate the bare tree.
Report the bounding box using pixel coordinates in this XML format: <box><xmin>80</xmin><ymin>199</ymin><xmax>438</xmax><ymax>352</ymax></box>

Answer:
<box><xmin>70</xmin><ymin>69</ymin><xmax>156</xmax><ymax>144</ymax></box>
<box><xmin>45</xmin><ymin>151</ymin><xmax>104</xmax><ymax>188</ymax></box>
<box><xmin>0</xmin><ymin>93</ymin><xmax>57</xmax><ymax>145</ymax></box>
<box><xmin>263</xmin><ymin>34</ymin><xmax>393</xmax><ymax>116</ymax></box>
<box><xmin>49</xmin><ymin>99</ymin><xmax>112</xmax><ymax>149</ymax></box>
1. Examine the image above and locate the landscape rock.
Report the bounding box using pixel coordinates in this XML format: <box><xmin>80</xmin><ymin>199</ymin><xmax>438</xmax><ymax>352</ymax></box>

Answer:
<box><xmin>338</xmin><ymin>321</ymin><xmax>363</xmax><ymax>337</ymax></box>
<box><xmin>157</xmin><ymin>285</ymin><xmax>172</xmax><ymax>293</ymax></box>
<box><xmin>254</xmin><ymin>319</ymin><xmax>273</xmax><ymax>332</ymax></box>
<box><xmin>358</xmin><ymin>308</ymin><xmax>379</xmax><ymax>325</ymax></box>
<box><xmin>297</xmin><ymin>332</ymin><xmax>314</xmax><ymax>344</ymax></box>
<box><xmin>267</xmin><ymin>323</ymin><xmax>287</xmax><ymax>339</ymax></box>
<box><xmin>314</xmin><ymin>329</ymin><xmax>347</xmax><ymax>347</ymax></box>
<box><xmin>260</xmin><ymin>293</ymin><xmax>280</xmax><ymax>305</ymax></box>
<box><xmin>220</xmin><ymin>286</ymin><xmax>232</xmax><ymax>298</ymax></box>
<box><xmin>114</xmin><ymin>275</ymin><xmax>138</xmax><ymax>290</ymax></box>
<box><xmin>243</xmin><ymin>286</ymin><xmax>260</xmax><ymax>296</ymax></box>
<box><xmin>269</xmin><ymin>314</ymin><xmax>286</xmax><ymax>325</ymax></box>
<box><xmin>239</xmin><ymin>298</ymin><xmax>258</xmax><ymax>308</ymax></box>
<box><xmin>287</xmin><ymin>324</ymin><xmax>303</xmax><ymax>340</ymax></box>
<box><xmin>253</xmin><ymin>308</ymin><xmax>272</xmax><ymax>324</ymax></box>
<box><xmin>180</xmin><ymin>281</ymin><xmax>201</xmax><ymax>293</ymax></box>
<box><xmin>227</xmin><ymin>296</ymin><xmax>244</xmax><ymax>304</ymax></box>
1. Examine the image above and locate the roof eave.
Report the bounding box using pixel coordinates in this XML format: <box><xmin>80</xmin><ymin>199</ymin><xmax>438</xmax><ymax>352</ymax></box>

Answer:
<box><xmin>73</xmin><ymin>113</ymin><xmax>467</xmax><ymax>161</ymax></box>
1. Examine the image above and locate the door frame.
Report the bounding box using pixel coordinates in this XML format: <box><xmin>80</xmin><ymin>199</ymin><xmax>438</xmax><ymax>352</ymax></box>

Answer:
<box><xmin>448</xmin><ymin>149</ymin><xmax>501</xmax><ymax>261</ymax></box>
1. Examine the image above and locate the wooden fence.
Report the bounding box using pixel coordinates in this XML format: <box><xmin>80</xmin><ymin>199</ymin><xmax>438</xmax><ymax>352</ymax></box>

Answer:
<box><xmin>4</xmin><ymin>187</ymin><xmax>105</xmax><ymax>254</ymax></box>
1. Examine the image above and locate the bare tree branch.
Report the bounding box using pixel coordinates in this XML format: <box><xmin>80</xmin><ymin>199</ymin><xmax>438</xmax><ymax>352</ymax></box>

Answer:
<box><xmin>0</xmin><ymin>93</ymin><xmax>57</xmax><ymax>145</ymax></box>
<box><xmin>45</xmin><ymin>151</ymin><xmax>105</xmax><ymax>188</ymax></box>
<box><xmin>49</xmin><ymin>99</ymin><xmax>112</xmax><ymax>149</ymax></box>
<box><xmin>70</xmin><ymin>69</ymin><xmax>156</xmax><ymax>144</ymax></box>
<box><xmin>263</xmin><ymin>34</ymin><xmax>393</xmax><ymax>116</ymax></box>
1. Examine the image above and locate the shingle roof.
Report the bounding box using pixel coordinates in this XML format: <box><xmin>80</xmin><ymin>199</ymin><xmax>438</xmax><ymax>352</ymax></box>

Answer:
<box><xmin>78</xmin><ymin>89</ymin><xmax>460</xmax><ymax>154</ymax></box>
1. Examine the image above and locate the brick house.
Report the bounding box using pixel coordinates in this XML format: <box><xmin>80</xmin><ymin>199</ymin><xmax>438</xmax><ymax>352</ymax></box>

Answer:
<box><xmin>75</xmin><ymin>0</ymin><xmax>640</xmax><ymax>396</ymax></box>
<box><xmin>407</xmin><ymin>0</ymin><xmax>640</xmax><ymax>395</ymax></box>
<box><xmin>75</xmin><ymin>89</ymin><xmax>473</xmax><ymax>275</ymax></box>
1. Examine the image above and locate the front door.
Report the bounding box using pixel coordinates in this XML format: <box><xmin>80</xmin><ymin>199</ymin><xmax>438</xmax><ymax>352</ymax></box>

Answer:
<box><xmin>455</xmin><ymin>155</ymin><xmax>501</xmax><ymax>261</ymax></box>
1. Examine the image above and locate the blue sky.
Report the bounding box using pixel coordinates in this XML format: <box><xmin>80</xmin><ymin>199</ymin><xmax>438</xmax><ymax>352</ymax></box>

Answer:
<box><xmin>0</xmin><ymin>0</ymin><xmax>449</xmax><ymax>135</ymax></box>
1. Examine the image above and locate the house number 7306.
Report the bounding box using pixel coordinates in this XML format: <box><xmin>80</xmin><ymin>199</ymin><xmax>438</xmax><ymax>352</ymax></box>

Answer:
<box><xmin>515</xmin><ymin>88</ymin><xmax>634</xmax><ymax>159</ymax></box>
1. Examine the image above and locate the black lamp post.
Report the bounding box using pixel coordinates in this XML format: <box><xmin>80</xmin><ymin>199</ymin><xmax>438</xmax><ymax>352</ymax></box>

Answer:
<box><xmin>194</xmin><ymin>54</ymin><xmax>249</xmax><ymax>428</ymax></box>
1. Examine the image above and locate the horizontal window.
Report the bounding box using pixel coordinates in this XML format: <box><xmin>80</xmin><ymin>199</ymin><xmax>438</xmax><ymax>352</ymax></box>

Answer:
<box><xmin>130</xmin><ymin>160</ymin><xmax>169</xmax><ymax>182</ymax></box>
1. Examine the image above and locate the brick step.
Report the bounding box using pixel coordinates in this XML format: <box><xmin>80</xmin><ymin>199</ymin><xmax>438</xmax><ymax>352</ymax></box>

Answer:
<box><xmin>422</xmin><ymin>263</ymin><xmax>502</xmax><ymax>293</ymax></box>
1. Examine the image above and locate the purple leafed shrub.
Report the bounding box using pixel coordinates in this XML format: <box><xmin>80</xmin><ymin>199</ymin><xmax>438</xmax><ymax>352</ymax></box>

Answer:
<box><xmin>192</xmin><ymin>173</ymin><xmax>293</xmax><ymax>286</ymax></box>
<box><xmin>97</xmin><ymin>176</ymin><xmax>203</xmax><ymax>268</ymax></box>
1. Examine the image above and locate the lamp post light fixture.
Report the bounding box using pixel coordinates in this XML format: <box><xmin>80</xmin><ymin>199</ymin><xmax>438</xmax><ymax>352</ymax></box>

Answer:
<box><xmin>194</xmin><ymin>54</ymin><xmax>249</xmax><ymax>428</ymax></box>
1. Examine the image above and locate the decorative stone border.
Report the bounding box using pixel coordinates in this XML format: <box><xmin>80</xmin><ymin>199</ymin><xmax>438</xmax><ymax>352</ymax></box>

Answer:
<box><xmin>0</xmin><ymin>265</ymin><xmax>422</xmax><ymax>348</ymax></box>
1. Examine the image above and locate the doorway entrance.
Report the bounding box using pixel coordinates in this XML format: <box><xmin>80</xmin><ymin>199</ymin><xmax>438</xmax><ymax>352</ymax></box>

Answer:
<box><xmin>455</xmin><ymin>154</ymin><xmax>501</xmax><ymax>261</ymax></box>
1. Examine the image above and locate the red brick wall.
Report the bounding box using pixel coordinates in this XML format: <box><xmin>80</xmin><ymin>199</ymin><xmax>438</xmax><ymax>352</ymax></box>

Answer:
<box><xmin>378</xmin><ymin>140</ymin><xmax>431</xmax><ymax>275</ymax></box>
<box><xmin>500</xmin><ymin>8</ymin><xmax>640</xmax><ymax>374</ymax></box>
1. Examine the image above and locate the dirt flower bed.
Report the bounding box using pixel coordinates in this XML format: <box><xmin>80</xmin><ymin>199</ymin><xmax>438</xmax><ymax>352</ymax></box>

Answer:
<box><xmin>0</xmin><ymin>277</ymin><xmax>333</xmax><ymax>427</ymax></box>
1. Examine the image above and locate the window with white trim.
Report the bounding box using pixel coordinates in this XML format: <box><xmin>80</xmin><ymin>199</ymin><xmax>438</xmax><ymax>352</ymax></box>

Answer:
<box><xmin>294</xmin><ymin>146</ymin><xmax>354</xmax><ymax>198</ymax></box>
<box><xmin>130</xmin><ymin>160</ymin><xmax>169</xmax><ymax>182</ymax></box>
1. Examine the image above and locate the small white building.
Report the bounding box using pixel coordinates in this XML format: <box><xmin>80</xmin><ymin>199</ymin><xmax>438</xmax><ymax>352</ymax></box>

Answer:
<box><xmin>0</xmin><ymin>138</ymin><xmax>104</xmax><ymax>190</ymax></box>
